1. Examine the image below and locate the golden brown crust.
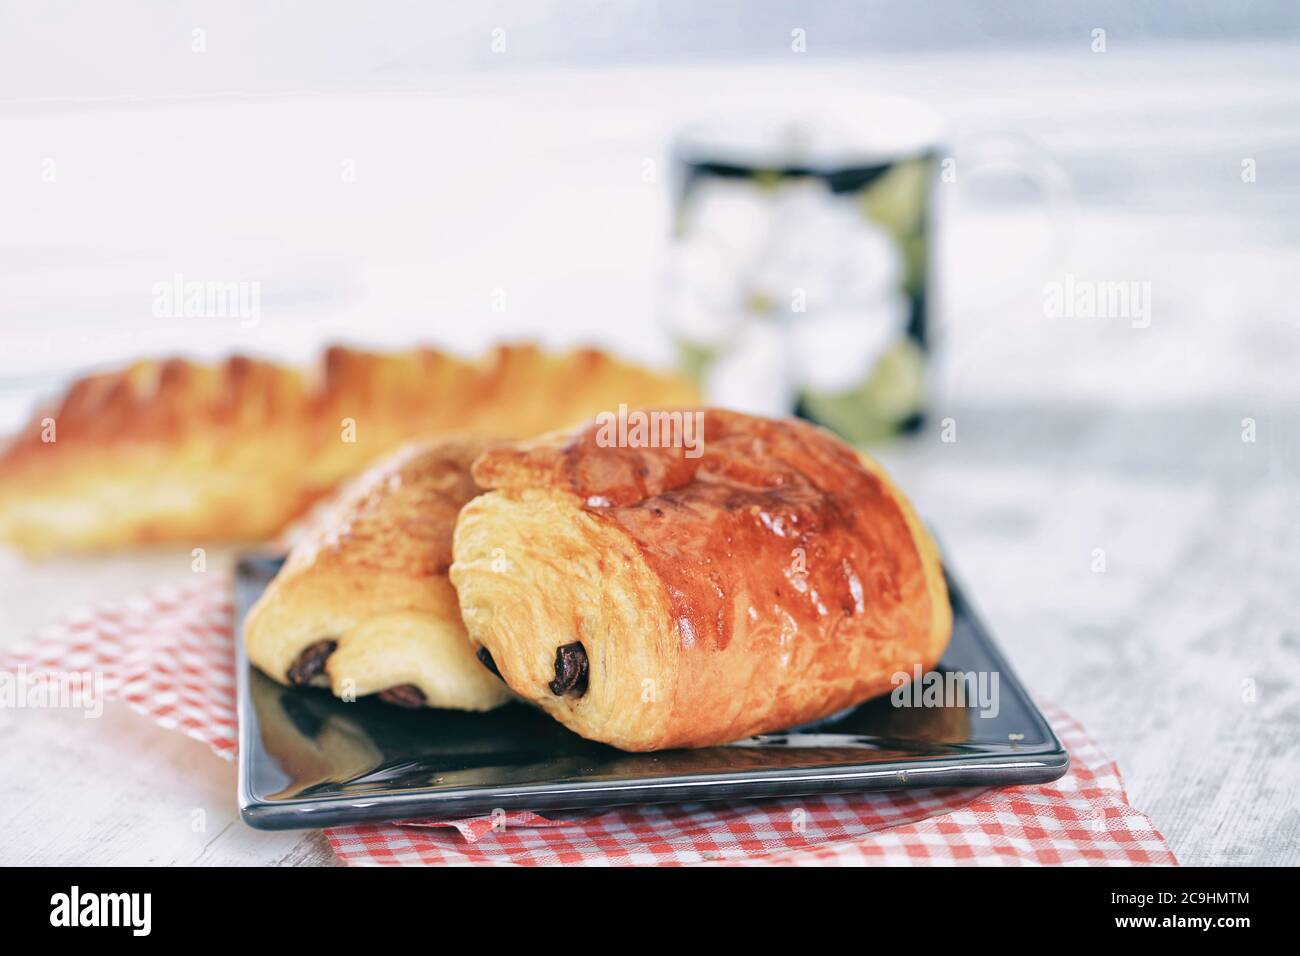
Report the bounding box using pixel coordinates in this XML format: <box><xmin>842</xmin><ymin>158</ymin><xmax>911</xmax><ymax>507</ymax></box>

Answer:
<box><xmin>243</xmin><ymin>436</ymin><xmax>512</xmax><ymax>711</ymax></box>
<box><xmin>0</xmin><ymin>343</ymin><xmax>699</xmax><ymax>554</ymax></box>
<box><xmin>451</xmin><ymin>409</ymin><xmax>951</xmax><ymax>750</ymax></box>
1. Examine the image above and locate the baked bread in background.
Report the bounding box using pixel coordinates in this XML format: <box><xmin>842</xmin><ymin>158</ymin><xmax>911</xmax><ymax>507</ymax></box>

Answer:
<box><xmin>0</xmin><ymin>343</ymin><xmax>699</xmax><ymax>555</ymax></box>
<box><xmin>451</xmin><ymin>408</ymin><xmax>951</xmax><ymax>751</ymax></box>
<box><xmin>243</xmin><ymin>436</ymin><xmax>512</xmax><ymax>712</ymax></box>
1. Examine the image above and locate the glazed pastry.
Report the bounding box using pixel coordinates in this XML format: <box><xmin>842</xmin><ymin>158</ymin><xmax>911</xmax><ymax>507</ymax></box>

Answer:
<box><xmin>0</xmin><ymin>343</ymin><xmax>698</xmax><ymax>555</ymax></box>
<box><xmin>450</xmin><ymin>409</ymin><xmax>951</xmax><ymax>750</ymax></box>
<box><xmin>243</xmin><ymin>437</ymin><xmax>512</xmax><ymax>712</ymax></box>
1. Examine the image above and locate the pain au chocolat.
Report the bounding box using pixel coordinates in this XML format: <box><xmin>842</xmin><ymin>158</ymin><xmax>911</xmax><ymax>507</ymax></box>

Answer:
<box><xmin>243</xmin><ymin>437</ymin><xmax>512</xmax><ymax>712</ymax></box>
<box><xmin>0</xmin><ymin>343</ymin><xmax>698</xmax><ymax>555</ymax></box>
<box><xmin>450</xmin><ymin>408</ymin><xmax>951</xmax><ymax>751</ymax></box>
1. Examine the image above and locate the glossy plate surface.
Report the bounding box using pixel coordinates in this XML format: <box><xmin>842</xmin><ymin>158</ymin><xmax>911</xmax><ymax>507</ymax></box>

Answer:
<box><xmin>236</xmin><ymin>555</ymin><xmax>1068</xmax><ymax>830</ymax></box>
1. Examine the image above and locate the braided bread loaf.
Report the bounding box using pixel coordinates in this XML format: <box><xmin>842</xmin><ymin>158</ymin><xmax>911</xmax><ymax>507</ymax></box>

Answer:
<box><xmin>0</xmin><ymin>343</ymin><xmax>698</xmax><ymax>554</ymax></box>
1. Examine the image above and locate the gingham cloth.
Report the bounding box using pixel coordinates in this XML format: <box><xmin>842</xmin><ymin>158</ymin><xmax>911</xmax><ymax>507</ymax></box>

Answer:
<box><xmin>3</xmin><ymin>574</ymin><xmax>1176</xmax><ymax>866</ymax></box>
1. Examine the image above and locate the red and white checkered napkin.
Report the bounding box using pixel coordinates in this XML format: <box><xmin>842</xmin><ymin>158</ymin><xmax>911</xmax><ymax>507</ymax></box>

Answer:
<box><xmin>4</xmin><ymin>576</ymin><xmax>240</xmax><ymax>758</ymax></box>
<box><xmin>5</xmin><ymin>575</ymin><xmax>1176</xmax><ymax>866</ymax></box>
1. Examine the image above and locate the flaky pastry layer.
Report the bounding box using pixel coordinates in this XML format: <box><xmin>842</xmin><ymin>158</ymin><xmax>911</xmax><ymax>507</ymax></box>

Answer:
<box><xmin>451</xmin><ymin>409</ymin><xmax>951</xmax><ymax>750</ymax></box>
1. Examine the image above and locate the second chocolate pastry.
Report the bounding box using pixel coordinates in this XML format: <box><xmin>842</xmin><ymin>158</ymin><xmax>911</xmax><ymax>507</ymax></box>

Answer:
<box><xmin>244</xmin><ymin>436</ymin><xmax>512</xmax><ymax>712</ymax></box>
<box><xmin>450</xmin><ymin>409</ymin><xmax>951</xmax><ymax>750</ymax></box>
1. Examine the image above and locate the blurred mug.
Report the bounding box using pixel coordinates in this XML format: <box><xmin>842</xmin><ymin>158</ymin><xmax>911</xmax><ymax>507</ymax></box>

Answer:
<box><xmin>664</xmin><ymin>96</ymin><xmax>941</xmax><ymax>442</ymax></box>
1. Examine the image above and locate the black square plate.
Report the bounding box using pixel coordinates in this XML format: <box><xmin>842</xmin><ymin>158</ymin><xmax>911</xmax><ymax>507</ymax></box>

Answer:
<box><xmin>236</xmin><ymin>554</ymin><xmax>1068</xmax><ymax>830</ymax></box>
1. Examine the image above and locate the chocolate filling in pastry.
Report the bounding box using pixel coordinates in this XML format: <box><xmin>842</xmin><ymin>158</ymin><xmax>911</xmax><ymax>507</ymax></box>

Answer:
<box><xmin>476</xmin><ymin>645</ymin><xmax>502</xmax><ymax>678</ymax></box>
<box><xmin>287</xmin><ymin>639</ymin><xmax>337</xmax><ymax>686</ymax></box>
<box><xmin>548</xmin><ymin>642</ymin><xmax>588</xmax><ymax>697</ymax></box>
<box><xmin>378</xmin><ymin>684</ymin><xmax>427</xmax><ymax>708</ymax></box>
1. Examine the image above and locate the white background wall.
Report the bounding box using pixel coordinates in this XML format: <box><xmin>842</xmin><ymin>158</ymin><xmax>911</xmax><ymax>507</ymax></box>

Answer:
<box><xmin>1</xmin><ymin>5</ymin><xmax>1297</xmax><ymax>428</ymax></box>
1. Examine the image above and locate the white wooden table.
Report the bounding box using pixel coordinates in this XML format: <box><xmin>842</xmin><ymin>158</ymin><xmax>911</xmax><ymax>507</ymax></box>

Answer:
<box><xmin>2</xmin><ymin>41</ymin><xmax>1297</xmax><ymax>865</ymax></box>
